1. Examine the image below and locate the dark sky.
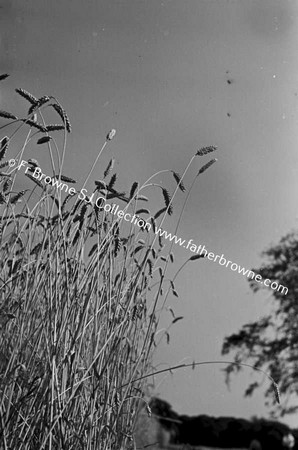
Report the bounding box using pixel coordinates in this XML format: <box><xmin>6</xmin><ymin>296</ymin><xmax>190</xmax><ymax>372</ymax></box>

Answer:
<box><xmin>1</xmin><ymin>0</ymin><xmax>298</xmax><ymax>427</ymax></box>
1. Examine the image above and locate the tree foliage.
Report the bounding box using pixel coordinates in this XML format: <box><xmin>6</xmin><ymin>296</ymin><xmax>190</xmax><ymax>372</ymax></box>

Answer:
<box><xmin>222</xmin><ymin>230</ymin><xmax>298</xmax><ymax>417</ymax></box>
<box><xmin>149</xmin><ymin>397</ymin><xmax>292</xmax><ymax>448</ymax></box>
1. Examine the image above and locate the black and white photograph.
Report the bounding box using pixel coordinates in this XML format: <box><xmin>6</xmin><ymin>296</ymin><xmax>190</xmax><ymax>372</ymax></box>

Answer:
<box><xmin>0</xmin><ymin>1</ymin><xmax>298</xmax><ymax>449</ymax></box>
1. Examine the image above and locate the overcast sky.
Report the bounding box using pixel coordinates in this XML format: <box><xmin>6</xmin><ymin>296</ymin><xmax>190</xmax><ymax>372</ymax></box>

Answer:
<box><xmin>1</xmin><ymin>0</ymin><xmax>298</xmax><ymax>428</ymax></box>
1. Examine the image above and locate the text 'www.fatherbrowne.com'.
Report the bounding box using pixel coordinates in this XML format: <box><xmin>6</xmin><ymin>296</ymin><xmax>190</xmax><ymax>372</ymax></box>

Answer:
<box><xmin>9</xmin><ymin>158</ymin><xmax>288</xmax><ymax>296</ymax></box>
<box><xmin>154</xmin><ymin>228</ymin><xmax>288</xmax><ymax>295</ymax></box>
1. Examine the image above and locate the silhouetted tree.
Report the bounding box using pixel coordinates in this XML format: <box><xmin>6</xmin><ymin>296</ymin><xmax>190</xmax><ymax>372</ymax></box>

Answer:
<box><xmin>177</xmin><ymin>414</ymin><xmax>289</xmax><ymax>448</ymax></box>
<box><xmin>149</xmin><ymin>397</ymin><xmax>180</xmax><ymax>442</ymax></box>
<box><xmin>222</xmin><ymin>230</ymin><xmax>298</xmax><ymax>417</ymax></box>
<box><xmin>149</xmin><ymin>397</ymin><xmax>293</xmax><ymax>448</ymax></box>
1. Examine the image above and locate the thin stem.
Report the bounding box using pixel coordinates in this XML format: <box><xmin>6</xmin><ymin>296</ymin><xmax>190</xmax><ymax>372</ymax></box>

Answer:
<box><xmin>119</xmin><ymin>360</ymin><xmax>280</xmax><ymax>404</ymax></box>
<box><xmin>81</xmin><ymin>140</ymin><xmax>108</xmax><ymax>192</ymax></box>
